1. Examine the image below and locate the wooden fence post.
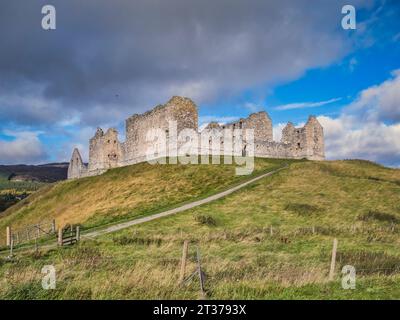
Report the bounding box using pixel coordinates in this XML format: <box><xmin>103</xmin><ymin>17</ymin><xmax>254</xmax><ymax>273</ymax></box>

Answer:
<box><xmin>270</xmin><ymin>225</ymin><xmax>273</xmax><ymax>236</ymax></box>
<box><xmin>9</xmin><ymin>238</ymin><xmax>14</xmax><ymax>257</ymax></box>
<box><xmin>58</xmin><ymin>228</ymin><xmax>63</xmax><ymax>246</ymax></box>
<box><xmin>76</xmin><ymin>226</ymin><xmax>80</xmax><ymax>242</ymax></box>
<box><xmin>51</xmin><ymin>220</ymin><xmax>56</xmax><ymax>233</ymax></box>
<box><xmin>35</xmin><ymin>238</ymin><xmax>38</xmax><ymax>253</ymax></box>
<box><xmin>196</xmin><ymin>246</ymin><xmax>206</xmax><ymax>299</ymax></box>
<box><xmin>329</xmin><ymin>238</ymin><xmax>338</xmax><ymax>281</ymax></box>
<box><xmin>6</xmin><ymin>226</ymin><xmax>11</xmax><ymax>247</ymax></box>
<box><xmin>179</xmin><ymin>240</ymin><xmax>189</xmax><ymax>284</ymax></box>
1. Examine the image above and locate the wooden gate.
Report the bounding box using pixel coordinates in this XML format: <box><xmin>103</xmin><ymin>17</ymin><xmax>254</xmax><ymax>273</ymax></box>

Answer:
<box><xmin>57</xmin><ymin>225</ymin><xmax>80</xmax><ymax>246</ymax></box>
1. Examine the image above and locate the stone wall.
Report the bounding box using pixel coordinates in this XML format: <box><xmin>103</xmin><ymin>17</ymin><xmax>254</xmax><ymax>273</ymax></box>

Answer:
<box><xmin>88</xmin><ymin>128</ymin><xmax>123</xmax><ymax>171</ymax></box>
<box><xmin>122</xmin><ymin>96</ymin><xmax>198</xmax><ymax>165</ymax></box>
<box><xmin>67</xmin><ymin>96</ymin><xmax>325</xmax><ymax>179</ymax></box>
<box><xmin>67</xmin><ymin>148</ymin><xmax>88</xmax><ymax>179</ymax></box>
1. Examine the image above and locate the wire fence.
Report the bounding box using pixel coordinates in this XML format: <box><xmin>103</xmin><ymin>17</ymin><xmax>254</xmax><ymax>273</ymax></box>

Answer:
<box><xmin>10</xmin><ymin>220</ymin><xmax>56</xmax><ymax>246</ymax></box>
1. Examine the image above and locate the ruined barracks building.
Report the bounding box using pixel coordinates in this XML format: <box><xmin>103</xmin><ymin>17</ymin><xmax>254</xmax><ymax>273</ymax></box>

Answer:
<box><xmin>68</xmin><ymin>96</ymin><xmax>325</xmax><ymax>179</ymax></box>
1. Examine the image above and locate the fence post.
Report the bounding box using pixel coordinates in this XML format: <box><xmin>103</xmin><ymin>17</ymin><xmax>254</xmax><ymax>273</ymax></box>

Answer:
<box><xmin>312</xmin><ymin>226</ymin><xmax>315</xmax><ymax>234</ymax></box>
<box><xmin>76</xmin><ymin>226</ymin><xmax>80</xmax><ymax>242</ymax></box>
<box><xmin>9</xmin><ymin>238</ymin><xmax>14</xmax><ymax>257</ymax></box>
<box><xmin>51</xmin><ymin>220</ymin><xmax>56</xmax><ymax>233</ymax></box>
<box><xmin>58</xmin><ymin>228</ymin><xmax>63</xmax><ymax>246</ymax></box>
<box><xmin>270</xmin><ymin>225</ymin><xmax>273</xmax><ymax>236</ymax></box>
<box><xmin>196</xmin><ymin>246</ymin><xmax>206</xmax><ymax>299</ymax></box>
<box><xmin>179</xmin><ymin>240</ymin><xmax>189</xmax><ymax>284</ymax></box>
<box><xmin>6</xmin><ymin>226</ymin><xmax>11</xmax><ymax>247</ymax></box>
<box><xmin>329</xmin><ymin>238</ymin><xmax>338</xmax><ymax>281</ymax></box>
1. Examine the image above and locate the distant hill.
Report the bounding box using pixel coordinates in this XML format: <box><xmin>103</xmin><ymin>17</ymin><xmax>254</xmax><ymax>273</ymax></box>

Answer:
<box><xmin>0</xmin><ymin>163</ymin><xmax>68</xmax><ymax>183</ymax></box>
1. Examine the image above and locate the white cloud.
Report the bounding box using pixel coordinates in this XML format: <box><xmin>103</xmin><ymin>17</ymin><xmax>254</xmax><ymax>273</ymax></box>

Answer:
<box><xmin>0</xmin><ymin>131</ymin><xmax>48</xmax><ymax>165</ymax></box>
<box><xmin>347</xmin><ymin>69</ymin><xmax>400</xmax><ymax>122</ymax></box>
<box><xmin>275</xmin><ymin>98</ymin><xmax>342</xmax><ymax>111</ymax></box>
<box><xmin>317</xmin><ymin>71</ymin><xmax>400</xmax><ymax>166</ymax></box>
<box><xmin>319</xmin><ymin>115</ymin><xmax>400</xmax><ymax>166</ymax></box>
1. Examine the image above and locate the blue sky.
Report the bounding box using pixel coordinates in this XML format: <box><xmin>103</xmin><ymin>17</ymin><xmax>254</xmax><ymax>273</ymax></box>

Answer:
<box><xmin>0</xmin><ymin>0</ymin><xmax>399</xmax><ymax>166</ymax></box>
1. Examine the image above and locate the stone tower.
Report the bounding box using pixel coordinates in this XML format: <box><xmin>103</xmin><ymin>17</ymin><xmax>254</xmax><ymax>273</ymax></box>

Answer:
<box><xmin>302</xmin><ymin>116</ymin><xmax>325</xmax><ymax>160</ymax></box>
<box><xmin>281</xmin><ymin>116</ymin><xmax>325</xmax><ymax>160</ymax></box>
<box><xmin>88</xmin><ymin>128</ymin><xmax>123</xmax><ymax>172</ymax></box>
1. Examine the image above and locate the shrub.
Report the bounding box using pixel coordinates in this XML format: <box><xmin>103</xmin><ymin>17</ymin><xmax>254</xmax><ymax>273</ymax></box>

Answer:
<box><xmin>284</xmin><ymin>203</ymin><xmax>320</xmax><ymax>216</ymax></box>
<box><xmin>194</xmin><ymin>214</ymin><xmax>217</xmax><ymax>226</ymax></box>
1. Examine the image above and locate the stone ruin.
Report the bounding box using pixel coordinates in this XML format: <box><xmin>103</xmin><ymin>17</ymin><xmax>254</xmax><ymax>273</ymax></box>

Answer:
<box><xmin>68</xmin><ymin>96</ymin><xmax>325</xmax><ymax>179</ymax></box>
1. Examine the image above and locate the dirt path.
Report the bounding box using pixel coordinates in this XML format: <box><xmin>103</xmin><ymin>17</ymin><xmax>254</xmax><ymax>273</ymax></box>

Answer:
<box><xmin>81</xmin><ymin>165</ymin><xmax>287</xmax><ymax>240</ymax></box>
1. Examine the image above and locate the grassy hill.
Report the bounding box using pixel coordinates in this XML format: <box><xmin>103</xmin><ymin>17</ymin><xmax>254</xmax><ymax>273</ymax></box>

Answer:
<box><xmin>0</xmin><ymin>158</ymin><xmax>399</xmax><ymax>299</ymax></box>
<box><xmin>0</xmin><ymin>158</ymin><xmax>285</xmax><ymax>244</ymax></box>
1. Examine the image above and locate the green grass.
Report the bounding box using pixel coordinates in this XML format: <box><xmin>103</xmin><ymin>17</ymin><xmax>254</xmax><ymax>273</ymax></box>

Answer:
<box><xmin>0</xmin><ymin>159</ymin><xmax>399</xmax><ymax>299</ymax></box>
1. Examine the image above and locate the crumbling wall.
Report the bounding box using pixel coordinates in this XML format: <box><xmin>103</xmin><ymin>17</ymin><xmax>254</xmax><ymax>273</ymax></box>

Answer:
<box><xmin>221</xmin><ymin>112</ymin><xmax>273</xmax><ymax>142</ymax></box>
<box><xmin>123</xmin><ymin>96</ymin><xmax>198</xmax><ymax>164</ymax></box>
<box><xmin>88</xmin><ymin>128</ymin><xmax>123</xmax><ymax>171</ymax></box>
<box><xmin>67</xmin><ymin>148</ymin><xmax>88</xmax><ymax>179</ymax></box>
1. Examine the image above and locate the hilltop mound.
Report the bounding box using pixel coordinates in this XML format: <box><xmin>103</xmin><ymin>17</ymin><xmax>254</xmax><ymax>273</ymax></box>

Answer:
<box><xmin>0</xmin><ymin>158</ymin><xmax>285</xmax><ymax>244</ymax></box>
<box><xmin>0</xmin><ymin>159</ymin><xmax>399</xmax><ymax>299</ymax></box>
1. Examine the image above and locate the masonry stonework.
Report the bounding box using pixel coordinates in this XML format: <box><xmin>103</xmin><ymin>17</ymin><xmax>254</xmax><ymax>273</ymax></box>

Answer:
<box><xmin>68</xmin><ymin>96</ymin><xmax>325</xmax><ymax>179</ymax></box>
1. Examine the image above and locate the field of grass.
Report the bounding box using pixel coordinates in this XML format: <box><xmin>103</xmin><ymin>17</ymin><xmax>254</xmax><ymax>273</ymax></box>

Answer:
<box><xmin>0</xmin><ymin>159</ymin><xmax>399</xmax><ymax>299</ymax></box>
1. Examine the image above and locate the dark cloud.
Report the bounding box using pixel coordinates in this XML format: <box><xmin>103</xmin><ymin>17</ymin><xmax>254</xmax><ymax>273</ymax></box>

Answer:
<box><xmin>0</xmin><ymin>0</ymin><xmax>372</xmax><ymax>128</ymax></box>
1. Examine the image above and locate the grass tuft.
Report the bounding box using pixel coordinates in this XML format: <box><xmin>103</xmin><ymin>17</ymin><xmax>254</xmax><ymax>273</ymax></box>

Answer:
<box><xmin>284</xmin><ymin>203</ymin><xmax>321</xmax><ymax>216</ymax></box>
<box><xmin>357</xmin><ymin>210</ymin><xmax>399</xmax><ymax>224</ymax></box>
<box><xmin>194</xmin><ymin>214</ymin><xmax>217</xmax><ymax>226</ymax></box>
<box><xmin>337</xmin><ymin>251</ymin><xmax>400</xmax><ymax>275</ymax></box>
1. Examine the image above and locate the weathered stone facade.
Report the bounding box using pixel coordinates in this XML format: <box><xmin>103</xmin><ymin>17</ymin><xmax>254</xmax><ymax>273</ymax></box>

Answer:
<box><xmin>68</xmin><ymin>96</ymin><xmax>325</xmax><ymax>179</ymax></box>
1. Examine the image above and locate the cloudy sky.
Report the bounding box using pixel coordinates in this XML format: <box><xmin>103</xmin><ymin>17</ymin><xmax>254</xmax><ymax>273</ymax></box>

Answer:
<box><xmin>0</xmin><ymin>0</ymin><xmax>399</xmax><ymax>166</ymax></box>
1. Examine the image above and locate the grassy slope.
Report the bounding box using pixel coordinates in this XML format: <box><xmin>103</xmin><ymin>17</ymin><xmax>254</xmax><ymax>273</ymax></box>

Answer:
<box><xmin>0</xmin><ymin>158</ymin><xmax>285</xmax><ymax>244</ymax></box>
<box><xmin>0</xmin><ymin>159</ymin><xmax>399</xmax><ymax>299</ymax></box>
